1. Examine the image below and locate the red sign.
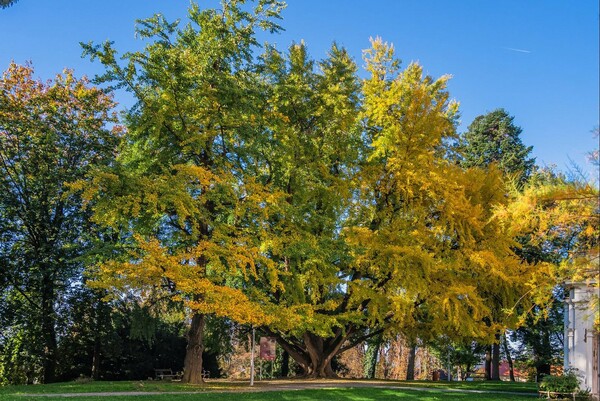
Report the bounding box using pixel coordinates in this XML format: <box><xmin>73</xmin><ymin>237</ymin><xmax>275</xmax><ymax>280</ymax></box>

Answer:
<box><xmin>259</xmin><ymin>337</ymin><xmax>276</xmax><ymax>361</ymax></box>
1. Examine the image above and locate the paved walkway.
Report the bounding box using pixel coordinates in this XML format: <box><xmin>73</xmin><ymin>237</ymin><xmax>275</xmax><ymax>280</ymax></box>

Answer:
<box><xmin>16</xmin><ymin>380</ymin><xmax>539</xmax><ymax>397</ymax></box>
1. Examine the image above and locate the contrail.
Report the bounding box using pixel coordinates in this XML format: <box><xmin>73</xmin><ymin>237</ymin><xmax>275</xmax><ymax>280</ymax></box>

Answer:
<box><xmin>503</xmin><ymin>47</ymin><xmax>531</xmax><ymax>54</ymax></box>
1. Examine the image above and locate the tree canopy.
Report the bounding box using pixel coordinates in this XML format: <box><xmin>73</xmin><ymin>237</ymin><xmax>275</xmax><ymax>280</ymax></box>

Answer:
<box><xmin>79</xmin><ymin>1</ymin><xmax>545</xmax><ymax>376</ymax></box>
<box><xmin>2</xmin><ymin>0</ymin><xmax>590</xmax><ymax>385</ymax></box>
<box><xmin>458</xmin><ymin>109</ymin><xmax>535</xmax><ymax>187</ymax></box>
<box><xmin>0</xmin><ymin>62</ymin><xmax>118</xmax><ymax>383</ymax></box>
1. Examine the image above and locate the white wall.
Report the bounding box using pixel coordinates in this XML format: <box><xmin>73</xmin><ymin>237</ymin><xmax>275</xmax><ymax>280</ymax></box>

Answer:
<box><xmin>564</xmin><ymin>282</ymin><xmax>599</xmax><ymax>398</ymax></box>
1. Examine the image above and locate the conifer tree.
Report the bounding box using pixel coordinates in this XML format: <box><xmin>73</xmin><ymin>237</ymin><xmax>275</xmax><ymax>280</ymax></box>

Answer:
<box><xmin>459</xmin><ymin>108</ymin><xmax>535</xmax><ymax>187</ymax></box>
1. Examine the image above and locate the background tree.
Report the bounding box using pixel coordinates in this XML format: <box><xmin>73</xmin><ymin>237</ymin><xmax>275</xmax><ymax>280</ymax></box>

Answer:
<box><xmin>496</xmin><ymin>162</ymin><xmax>599</xmax><ymax>379</ymax></box>
<box><xmin>458</xmin><ymin>108</ymin><xmax>535</xmax><ymax>188</ymax></box>
<box><xmin>0</xmin><ymin>0</ymin><xmax>18</xmax><ymax>9</ymax></box>
<box><xmin>457</xmin><ymin>108</ymin><xmax>539</xmax><ymax>380</ymax></box>
<box><xmin>0</xmin><ymin>62</ymin><xmax>118</xmax><ymax>383</ymax></box>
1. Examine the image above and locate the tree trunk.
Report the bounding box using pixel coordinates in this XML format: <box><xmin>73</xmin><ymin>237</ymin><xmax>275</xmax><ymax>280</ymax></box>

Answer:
<box><xmin>364</xmin><ymin>334</ymin><xmax>382</xmax><ymax>379</ymax></box>
<box><xmin>491</xmin><ymin>334</ymin><xmax>501</xmax><ymax>380</ymax></box>
<box><xmin>91</xmin><ymin>295</ymin><xmax>105</xmax><ymax>381</ymax></box>
<box><xmin>182</xmin><ymin>313</ymin><xmax>205</xmax><ymax>384</ymax></box>
<box><xmin>503</xmin><ymin>333</ymin><xmax>515</xmax><ymax>382</ymax></box>
<box><xmin>91</xmin><ymin>339</ymin><xmax>101</xmax><ymax>381</ymax></box>
<box><xmin>274</xmin><ymin>332</ymin><xmax>346</xmax><ymax>378</ymax></box>
<box><xmin>41</xmin><ymin>271</ymin><xmax>57</xmax><ymax>384</ymax></box>
<box><xmin>304</xmin><ymin>333</ymin><xmax>337</xmax><ymax>378</ymax></box>
<box><xmin>406</xmin><ymin>344</ymin><xmax>417</xmax><ymax>380</ymax></box>
<box><xmin>536</xmin><ymin>363</ymin><xmax>551</xmax><ymax>382</ymax></box>
<box><xmin>485</xmin><ymin>346</ymin><xmax>492</xmax><ymax>380</ymax></box>
<box><xmin>280</xmin><ymin>350</ymin><xmax>289</xmax><ymax>378</ymax></box>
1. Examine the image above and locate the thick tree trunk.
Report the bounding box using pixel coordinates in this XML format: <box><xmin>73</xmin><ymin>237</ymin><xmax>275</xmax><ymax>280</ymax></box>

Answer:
<box><xmin>182</xmin><ymin>313</ymin><xmax>205</xmax><ymax>384</ymax></box>
<box><xmin>364</xmin><ymin>334</ymin><xmax>382</xmax><ymax>379</ymax></box>
<box><xmin>406</xmin><ymin>344</ymin><xmax>417</xmax><ymax>380</ymax></box>
<box><xmin>41</xmin><ymin>271</ymin><xmax>57</xmax><ymax>384</ymax></box>
<box><xmin>503</xmin><ymin>334</ymin><xmax>515</xmax><ymax>382</ymax></box>
<box><xmin>491</xmin><ymin>334</ymin><xmax>501</xmax><ymax>380</ymax></box>
<box><xmin>304</xmin><ymin>333</ymin><xmax>338</xmax><ymax>378</ymax></box>
<box><xmin>273</xmin><ymin>330</ymin><xmax>351</xmax><ymax>379</ymax></box>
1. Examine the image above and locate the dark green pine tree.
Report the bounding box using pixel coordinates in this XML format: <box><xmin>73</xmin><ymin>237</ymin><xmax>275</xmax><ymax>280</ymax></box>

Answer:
<box><xmin>0</xmin><ymin>0</ymin><xmax>18</xmax><ymax>9</ymax></box>
<box><xmin>459</xmin><ymin>108</ymin><xmax>535</xmax><ymax>187</ymax></box>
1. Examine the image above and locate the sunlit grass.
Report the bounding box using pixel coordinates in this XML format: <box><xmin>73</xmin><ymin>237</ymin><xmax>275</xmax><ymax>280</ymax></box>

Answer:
<box><xmin>0</xmin><ymin>379</ymin><xmax>539</xmax><ymax>401</ymax></box>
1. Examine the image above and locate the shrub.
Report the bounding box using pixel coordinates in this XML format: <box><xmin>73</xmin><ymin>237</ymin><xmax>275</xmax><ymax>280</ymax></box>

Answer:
<box><xmin>539</xmin><ymin>370</ymin><xmax>580</xmax><ymax>394</ymax></box>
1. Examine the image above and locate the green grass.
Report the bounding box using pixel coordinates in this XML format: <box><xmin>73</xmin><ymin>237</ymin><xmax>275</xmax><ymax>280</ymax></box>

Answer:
<box><xmin>0</xmin><ymin>380</ymin><xmax>245</xmax><ymax>394</ymax></box>
<box><xmin>0</xmin><ymin>387</ymin><xmax>537</xmax><ymax>401</ymax></box>
<box><xmin>383</xmin><ymin>380</ymin><xmax>538</xmax><ymax>393</ymax></box>
<box><xmin>0</xmin><ymin>379</ymin><xmax>539</xmax><ymax>401</ymax></box>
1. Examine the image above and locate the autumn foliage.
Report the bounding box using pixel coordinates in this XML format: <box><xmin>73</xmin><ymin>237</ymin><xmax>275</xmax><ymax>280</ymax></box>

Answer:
<box><xmin>1</xmin><ymin>0</ymin><xmax>597</xmax><ymax>385</ymax></box>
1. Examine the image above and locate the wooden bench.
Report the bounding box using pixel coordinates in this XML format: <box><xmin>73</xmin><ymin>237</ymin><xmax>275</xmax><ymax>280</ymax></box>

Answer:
<box><xmin>465</xmin><ymin>372</ymin><xmax>486</xmax><ymax>381</ymax></box>
<box><xmin>154</xmin><ymin>368</ymin><xmax>182</xmax><ymax>381</ymax></box>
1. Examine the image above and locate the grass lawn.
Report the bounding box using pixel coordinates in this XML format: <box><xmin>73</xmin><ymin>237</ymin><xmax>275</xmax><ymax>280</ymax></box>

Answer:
<box><xmin>387</xmin><ymin>380</ymin><xmax>538</xmax><ymax>393</ymax></box>
<box><xmin>0</xmin><ymin>379</ymin><xmax>539</xmax><ymax>401</ymax></box>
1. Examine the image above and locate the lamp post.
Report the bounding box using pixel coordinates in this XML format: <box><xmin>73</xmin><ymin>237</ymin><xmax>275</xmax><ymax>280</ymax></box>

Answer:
<box><xmin>250</xmin><ymin>326</ymin><xmax>255</xmax><ymax>386</ymax></box>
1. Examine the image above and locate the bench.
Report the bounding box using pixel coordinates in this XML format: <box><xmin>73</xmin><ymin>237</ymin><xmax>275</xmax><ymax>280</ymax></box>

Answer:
<box><xmin>154</xmin><ymin>369</ymin><xmax>209</xmax><ymax>381</ymax></box>
<box><xmin>465</xmin><ymin>372</ymin><xmax>486</xmax><ymax>381</ymax></box>
<box><xmin>154</xmin><ymin>368</ymin><xmax>182</xmax><ymax>381</ymax></box>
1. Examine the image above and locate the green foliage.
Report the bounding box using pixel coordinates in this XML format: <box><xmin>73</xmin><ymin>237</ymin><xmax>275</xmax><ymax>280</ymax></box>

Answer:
<box><xmin>539</xmin><ymin>370</ymin><xmax>581</xmax><ymax>394</ymax></box>
<box><xmin>0</xmin><ymin>0</ymin><xmax>18</xmax><ymax>9</ymax></box>
<box><xmin>429</xmin><ymin>338</ymin><xmax>487</xmax><ymax>379</ymax></box>
<box><xmin>80</xmin><ymin>5</ymin><xmax>545</xmax><ymax>377</ymax></box>
<box><xmin>458</xmin><ymin>108</ymin><xmax>535</xmax><ymax>187</ymax></box>
<box><xmin>0</xmin><ymin>62</ymin><xmax>118</xmax><ymax>384</ymax></box>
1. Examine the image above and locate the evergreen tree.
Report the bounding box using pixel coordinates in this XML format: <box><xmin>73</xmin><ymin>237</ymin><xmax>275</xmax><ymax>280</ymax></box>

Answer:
<box><xmin>459</xmin><ymin>108</ymin><xmax>535</xmax><ymax>187</ymax></box>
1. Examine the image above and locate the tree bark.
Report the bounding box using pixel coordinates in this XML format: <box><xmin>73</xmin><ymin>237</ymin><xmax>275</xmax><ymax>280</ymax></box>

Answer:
<box><xmin>536</xmin><ymin>363</ymin><xmax>551</xmax><ymax>382</ymax></box>
<box><xmin>91</xmin><ymin>295</ymin><xmax>105</xmax><ymax>381</ymax></box>
<box><xmin>41</xmin><ymin>270</ymin><xmax>57</xmax><ymax>384</ymax></box>
<box><xmin>280</xmin><ymin>350</ymin><xmax>289</xmax><ymax>378</ymax></box>
<box><xmin>485</xmin><ymin>346</ymin><xmax>492</xmax><ymax>380</ymax></box>
<box><xmin>491</xmin><ymin>334</ymin><xmax>501</xmax><ymax>380</ymax></box>
<box><xmin>91</xmin><ymin>339</ymin><xmax>101</xmax><ymax>381</ymax></box>
<box><xmin>182</xmin><ymin>313</ymin><xmax>205</xmax><ymax>384</ymax></box>
<box><xmin>406</xmin><ymin>344</ymin><xmax>417</xmax><ymax>380</ymax></box>
<box><xmin>273</xmin><ymin>331</ymin><xmax>348</xmax><ymax>378</ymax></box>
<box><xmin>503</xmin><ymin>333</ymin><xmax>515</xmax><ymax>382</ymax></box>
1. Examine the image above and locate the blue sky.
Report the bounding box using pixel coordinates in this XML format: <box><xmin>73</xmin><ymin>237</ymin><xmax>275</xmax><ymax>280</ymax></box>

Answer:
<box><xmin>1</xmin><ymin>0</ymin><xmax>598</xmax><ymax>177</ymax></box>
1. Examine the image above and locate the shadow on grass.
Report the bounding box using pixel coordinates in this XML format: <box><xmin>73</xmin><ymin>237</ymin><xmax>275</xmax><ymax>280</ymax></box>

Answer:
<box><xmin>0</xmin><ymin>387</ymin><xmax>538</xmax><ymax>401</ymax></box>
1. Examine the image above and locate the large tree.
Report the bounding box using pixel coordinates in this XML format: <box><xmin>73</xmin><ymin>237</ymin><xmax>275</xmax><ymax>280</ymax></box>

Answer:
<box><xmin>249</xmin><ymin>40</ymin><xmax>364</xmax><ymax>378</ymax></box>
<box><xmin>81</xmin><ymin>0</ymin><xmax>285</xmax><ymax>384</ymax></box>
<box><xmin>0</xmin><ymin>62</ymin><xmax>117</xmax><ymax>383</ymax></box>
<box><xmin>81</xmin><ymin>3</ymin><xmax>543</xmax><ymax>381</ymax></box>
<box><xmin>254</xmin><ymin>38</ymin><xmax>538</xmax><ymax>378</ymax></box>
